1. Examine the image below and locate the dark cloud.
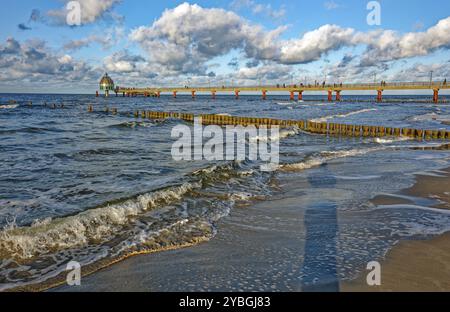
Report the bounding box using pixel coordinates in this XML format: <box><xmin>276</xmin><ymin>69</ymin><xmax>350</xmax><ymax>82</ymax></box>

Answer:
<box><xmin>18</xmin><ymin>23</ymin><xmax>32</xmax><ymax>31</ymax></box>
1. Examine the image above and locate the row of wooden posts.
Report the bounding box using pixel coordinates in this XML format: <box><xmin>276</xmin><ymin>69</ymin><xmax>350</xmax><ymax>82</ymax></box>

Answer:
<box><xmin>87</xmin><ymin>106</ymin><xmax>450</xmax><ymax>140</ymax></box>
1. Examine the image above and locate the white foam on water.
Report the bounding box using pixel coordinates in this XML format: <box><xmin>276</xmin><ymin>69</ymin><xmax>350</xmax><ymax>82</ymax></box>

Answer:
<box><xmin>249</xmin><ymin>128</ymin><xmax>299</xmax><ymax>143</ymax></box>
<box><xmin>281</xmin><ymin>147</ymin><xmax>385</xmax><ymax>171</ymax></box>
<box><xmin>409</xmin><ymin>112</ymin><xmax>450</xmax><ymax>123</ymax></box>
<box><xmin>311</xmin><ymin>108</ymin><xmax>378</xmax><ymax>123</ymax></box>
<box><xmin>0</xmin><ymin>104</ymin><xmax>18</xmax><ymax>109</ymax></box>
<box><xmin>373</xmin><ymin>136</ymin><xmax>411</xmax><ymax>144</ymax></box>
<box><xmin>0</xmin><ymin>182</ymin><xmax>200</xmax><ymax>259</ymax></box>
<box><xmin>298</xmin><ymin>103</ymin><xmax>334</xmax><ymax>107</ymax></box>
<box><xmin>229</xmin><ymin>192</ymin><xmax>264</xmax><ymax>201</ymax></box>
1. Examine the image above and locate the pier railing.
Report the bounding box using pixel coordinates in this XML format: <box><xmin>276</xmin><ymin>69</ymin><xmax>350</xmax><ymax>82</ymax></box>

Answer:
<box><xmin>117</xmin><ymin>81</ymin><xmax>448</xmax><ymax>91</ymax></box>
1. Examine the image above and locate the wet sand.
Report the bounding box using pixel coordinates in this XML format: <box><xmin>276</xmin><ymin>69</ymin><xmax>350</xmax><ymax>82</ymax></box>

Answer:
<box><xmin>342</xmin><ymin>167</ymin><xmax>450</xmax><ymax>291</ymax></box>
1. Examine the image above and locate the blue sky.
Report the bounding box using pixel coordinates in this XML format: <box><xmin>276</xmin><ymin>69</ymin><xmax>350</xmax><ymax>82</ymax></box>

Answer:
<box><xmin>0</xmin><ymin>0</ymin><xmax>450</xmax><ymax>93</ymax></box>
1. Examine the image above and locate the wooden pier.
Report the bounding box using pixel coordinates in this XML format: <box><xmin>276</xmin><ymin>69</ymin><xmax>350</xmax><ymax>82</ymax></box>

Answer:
<box><xmin>113</xmin><ymin>81</ymin><xmax>450</xmax><ymax>103</ymax></box>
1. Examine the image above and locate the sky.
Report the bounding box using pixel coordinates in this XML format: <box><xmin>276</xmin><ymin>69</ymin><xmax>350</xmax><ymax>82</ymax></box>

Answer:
<box><xmin>0</xmin><ymin>0</ymin><xmax>450</xmax><ymax>93</ymax></box>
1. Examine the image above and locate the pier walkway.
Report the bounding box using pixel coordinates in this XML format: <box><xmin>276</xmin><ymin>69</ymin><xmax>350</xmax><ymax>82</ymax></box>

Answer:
<box><xmin>114</xmin><ymin>82</ymin><xmax>450</xmax><ymax>103</ymax></box>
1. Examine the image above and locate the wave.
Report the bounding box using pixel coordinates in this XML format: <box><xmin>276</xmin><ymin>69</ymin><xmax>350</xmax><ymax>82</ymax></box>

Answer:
<box><xmin>372</xmin><ymin>136</ymin><xmax>411</xmax><ymax>144</ymax></box>
<box><xmin>0</xmin><ymin>183</ymin><xmax>199</xmax><ymax>259</ymax></box>
<box><xmin>108</xmin><ymin>121</ymin><xmax>156</xmax><ymax>129</ymax></box>
<box><xmin>0</xmin><ymin>104</ymin><xmax>18</xmax><ymax>109</ymax></box>
<box><xmin>229</xmin><ymin>191</ymin><xmax>266</xmax><ymax>201</ymax></box>
<box><xmin>249</xmin><ymin>128</ymin><xmax>299</xmax><ymax>143</ymax></box>
<box><xmin>408</xmin><ymin>112</ymin><xmax>450</xmax><ymax>125</ymax></box>
<box><xmin>281</xmin><ymin>147</ymin><xmax>384</xmax><ymax>171</ymax></box>
<box><xmin>311</xmin><ymin>108</ymin><xmax>377</xmax><ymax>123</ymax></box>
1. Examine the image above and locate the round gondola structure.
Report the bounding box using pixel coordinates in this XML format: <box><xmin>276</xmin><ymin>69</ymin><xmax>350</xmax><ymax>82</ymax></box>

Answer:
<box><xmin>99</xmin><ymin>73</ymin><xmax>115</xmax><ymax>97</ymax></box>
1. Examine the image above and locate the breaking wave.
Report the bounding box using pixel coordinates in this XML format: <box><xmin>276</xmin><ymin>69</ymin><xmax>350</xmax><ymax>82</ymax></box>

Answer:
<box><xmin>0</xmin><ymin>104</ymin><xmax>18</xmax><ymax>109</ymax></box>
<box><xmin>372</xmin><ymin>136</ymin><xmax>411</xmax><ymax>144</ymax></box>
<box><xmin>249</xmin><ymin>128</ymin><xmax>299</xmax><ymax>143</ymax></box>
<box><xmin>281</xmin><ymin>147</ymin><xmax>385</xmax><ymax>171</ymax></box>
<box><xmin>108</xmin><ymin>121</ymin><xmax>156</xmax><ymax>129</ymax></box>
<box><xmin>311</xmin><ymin>108</ymin><xmax>377</xmax><ymax>123</ymax></box>
<box><xmin>0</xmin><ymin>183</ymin><xmax>199</xmax><ymax>259</ymax></box>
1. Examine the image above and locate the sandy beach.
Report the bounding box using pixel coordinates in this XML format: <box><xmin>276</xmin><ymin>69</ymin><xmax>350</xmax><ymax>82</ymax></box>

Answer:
<box><xmin>342</xmin><ymin>167</ymin><xmax>450</xmax><ymax>291</ymax></box>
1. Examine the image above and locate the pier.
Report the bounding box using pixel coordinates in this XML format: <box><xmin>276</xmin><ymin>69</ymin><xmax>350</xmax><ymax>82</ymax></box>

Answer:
<box><xmin>113</xmin><ymin>82</ymin><xmax>450</xmax><ymax>103</ymax></box>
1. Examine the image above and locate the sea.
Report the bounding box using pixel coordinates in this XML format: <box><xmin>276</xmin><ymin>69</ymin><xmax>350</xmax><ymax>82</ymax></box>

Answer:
<box><xmin>0</xmin><ymin>93</ymin><xmax>450</xmax><ymax>291</ymax></box>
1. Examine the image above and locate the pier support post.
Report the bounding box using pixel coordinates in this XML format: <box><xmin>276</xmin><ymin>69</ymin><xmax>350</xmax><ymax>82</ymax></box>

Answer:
<box><xmin>328</xmin><ymin>90</ymin><xmax>333</xmax><ymax>102</ymax></box>
<box><xmin>377</xmin><ymin>90</ymin><xmax>383</xmax><ymax>102</ymax></box>
<box><xmin>235</xmin><ymin>90</ymin><xmax>240</xmax><ymax>100</ymax></box>
<box><xmin>433</xmin><ymin>89</ymin><xmax>439</xmax><ymax>103</ymax></box>
<box><xmin>290</xmin><ymin>91</ymin><xmax>295</xmax><ymax>101</ymax></box>
<box><xmin>211</xmin><ymin>91</ymin><xmax>216</xmax><ymax>100</ymax></box>
<box><xmin>262</xmin><ymin>90</ymin><xmax>267</xmax><ymax>100</ymax></box>
<box><xmin>335</xmin><ymin>90</ymin><xmax>341</xmax><ymax>101</ymax></box>
<box><xmin>115</xmin><ymin>91</ymin><xmax>118</xmax><ymax>97</ymax></box>
<box><xmin>173</xmin><ymin>91</ymin><xmax>177</xmax><ymax>99</ymax></box>
<box><xmin>96</xmin><ymin>91</ymin><xmax>99</xmax><ymax>97</ymax></box>
<box><xmin>122</xmin><ymin>92</ymin><xmax>125</xmax><ymax>97</ymax></box>
<box><xmin>298</xmin><ymin>91</ymin><xmax>303</xmax><ymax>101</ymax></box>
